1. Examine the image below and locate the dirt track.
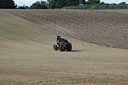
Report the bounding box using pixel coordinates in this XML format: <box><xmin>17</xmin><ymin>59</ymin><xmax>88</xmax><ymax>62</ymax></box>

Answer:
<box><xmin>4</xmin><ymin>9</ymin><xmax>128</xmax><ymax>49</ymax></box>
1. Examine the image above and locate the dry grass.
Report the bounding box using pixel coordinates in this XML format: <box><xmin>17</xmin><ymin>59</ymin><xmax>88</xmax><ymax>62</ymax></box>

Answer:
<box><xmin>3</xmin><ymin>9</ymin><xmax>128</xmax><ymax>49</ymax></box>
<box><xmin>0</xmin><ymin>11</ymin><xmax>128</xmax><ymax>85</ymax></box>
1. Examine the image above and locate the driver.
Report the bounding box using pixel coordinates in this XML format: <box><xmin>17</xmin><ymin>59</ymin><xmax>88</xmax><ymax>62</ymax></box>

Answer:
<box><xmin>56</xmin><ymin>35</ymin><xmax>67</xmax><ymax>45</ymax></box>
<box><xmin>56</xmin><ymin>35</ymin><xmax>61</xmax><ymax>45</ymax></box>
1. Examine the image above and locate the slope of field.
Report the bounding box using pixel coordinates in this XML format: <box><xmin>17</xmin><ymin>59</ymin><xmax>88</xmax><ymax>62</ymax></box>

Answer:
<box><xmin>0</xmin><ymin>11</ymin><xmax>128</xmax><ymax>85</ymax></box>
<box><xmin>4</xmin><ymin>9</ymin><xmax>128</xmax><ymax>49</ymax></box>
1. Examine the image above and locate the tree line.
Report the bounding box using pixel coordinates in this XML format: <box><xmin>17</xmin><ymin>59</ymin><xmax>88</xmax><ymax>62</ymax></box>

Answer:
<box><xmin>0</xmin><ymin>0</ymin><xmax>16</xmax><ymax>9</ymax></box>
<box><xmin>0</xmin><ymin>0</ymin><xmax>127</xmax><ymax>9</ymax></box>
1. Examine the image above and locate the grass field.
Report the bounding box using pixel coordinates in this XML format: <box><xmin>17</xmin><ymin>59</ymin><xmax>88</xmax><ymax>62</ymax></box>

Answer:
<box><xmin>0</xmin><ymin>10</ymin><xmax>128</xmax><ymax>85</ymax></box>
<box><xmin>5</xmin><ymin>9</ymin><xmax>128</xmax><ymax>49</ymax></box>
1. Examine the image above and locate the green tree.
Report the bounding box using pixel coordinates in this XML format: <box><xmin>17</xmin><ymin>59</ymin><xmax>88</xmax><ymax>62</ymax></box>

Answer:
<box><xmin>110</xmin><ymin>3</ymin><xmax>117</xmax><ymax>5</ymax></box>
<box><xmin>48</xmin><ymin>0</ymin><xmax>65</xmax><ymax>8</ymax></box>
<box><xmin>55</xmin><ymin>0</ymin><xmax>65</xmax><ymax>8</ymax></box>
<box><xmin>18</xmin><ymin>5</ymin><xmax>29</xmax><ymax>9</ymax></box>
<box><xmin>0</xmin><ymin>0</ymin><xmax>17</xmax><ymax>9</ymax></box>
<box><xmin>119</xmin><ymin>2</ymin><xmax>126</xmax><ymax>5</ymax></box>
<box><xmin>47</xmin><ymin>0</ymin><xmax>86</xmax><ymax>9</ymax></box>
<box><xmin>48</xmin><ymin>1</ymin><xmax>56</xmax><ymax>9</ymax></box>
<box><xmin>65</xmin><ymin>0</ymin><xmax>71</xmax><ymax>6</ymax></box>
<box><xmin>99</xmin><ymin>2</ymin><xmax>105</xmax><ymax>5</ymax></box>
<box><xmin>30</xmin><ymin>1</ymin><xmax>48</xmax><ymax>9</ymax></box>
<box><xmin>88</xmin><ymin>0</ymin><xmax>100</xmax><ymax>5</ymax></box>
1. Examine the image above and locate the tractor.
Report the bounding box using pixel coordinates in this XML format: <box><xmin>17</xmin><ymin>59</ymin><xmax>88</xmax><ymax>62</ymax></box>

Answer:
<box><xmin>53</xmin><ymin>36</ymin><xmax>72</xmax><ymax>51</ymax></box>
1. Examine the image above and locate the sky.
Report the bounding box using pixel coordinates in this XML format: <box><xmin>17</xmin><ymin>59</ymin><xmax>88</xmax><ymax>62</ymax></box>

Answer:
<box><xmin>14</xmin><ymin>0</ymin><xmax>47</xmax><ymax>6</ymax></box>
<box><xmin>14</xmin><ymin>0</ymin><xmax>128</xmax><ymax>6</ymax></box>
<box><xmin>101</xmin><ymin>0</ymin><xmax>128</xmax><ymax>4</ymax></box>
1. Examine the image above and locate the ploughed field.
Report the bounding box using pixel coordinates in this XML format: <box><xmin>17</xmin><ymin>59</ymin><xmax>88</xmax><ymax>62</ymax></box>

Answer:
<box><xmin>4</xmin><ymin>9</ymin><xmax>128</xmax><ymax>49</ymax></box>
<box><xmin>0</xmin><ymin>10</ymin><xmax>128</xmax><ymax>85</ymax></box>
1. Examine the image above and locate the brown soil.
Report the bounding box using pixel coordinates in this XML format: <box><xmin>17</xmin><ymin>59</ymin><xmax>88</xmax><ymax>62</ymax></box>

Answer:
<box><xmin>3</xmin><ymin>9</ymin><xmax>128</xmax><ymax>49</ymax></box>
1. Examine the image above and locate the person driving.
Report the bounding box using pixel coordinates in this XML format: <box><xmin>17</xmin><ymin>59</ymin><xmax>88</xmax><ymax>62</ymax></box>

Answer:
<box><xmin>56</xmin><ymin>35</ymin><xmax>61</xmax><ymax>45</ymax></box>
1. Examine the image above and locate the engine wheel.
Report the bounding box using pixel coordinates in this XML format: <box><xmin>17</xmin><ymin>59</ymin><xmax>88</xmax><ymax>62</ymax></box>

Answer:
<box><xmin>67</xmin><ymin>43</ymin><xmax>72</xmax><ymax>51</ymax></box>
<box><xmin>53</xmin><ymin>45</ymin><xmax>57</xmax><ymax>51</ymax></box>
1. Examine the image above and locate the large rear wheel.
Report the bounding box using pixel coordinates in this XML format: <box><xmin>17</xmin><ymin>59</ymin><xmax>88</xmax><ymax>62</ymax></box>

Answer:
<box><xmin>67</xmin><ymin>43</ymin><xmax>72</xmax><ymax>51</ymax></box>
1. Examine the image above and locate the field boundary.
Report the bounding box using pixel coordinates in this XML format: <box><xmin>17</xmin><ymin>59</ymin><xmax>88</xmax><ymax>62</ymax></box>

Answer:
<box><xmin>63</xmin><ymin>5</ymin><xmax>128</xmax><ymax>10</ymax></box>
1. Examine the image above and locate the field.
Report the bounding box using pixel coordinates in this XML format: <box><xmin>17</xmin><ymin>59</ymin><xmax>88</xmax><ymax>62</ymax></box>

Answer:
<box><xmin>5</xmin><ymin>9</ymin><xmax>128</xmax><ymax>49</ymax></box>
<box><xmin>0</xmin><ymin>10</ymin><xmax>128</xmax><ymax>85</ymax></box>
